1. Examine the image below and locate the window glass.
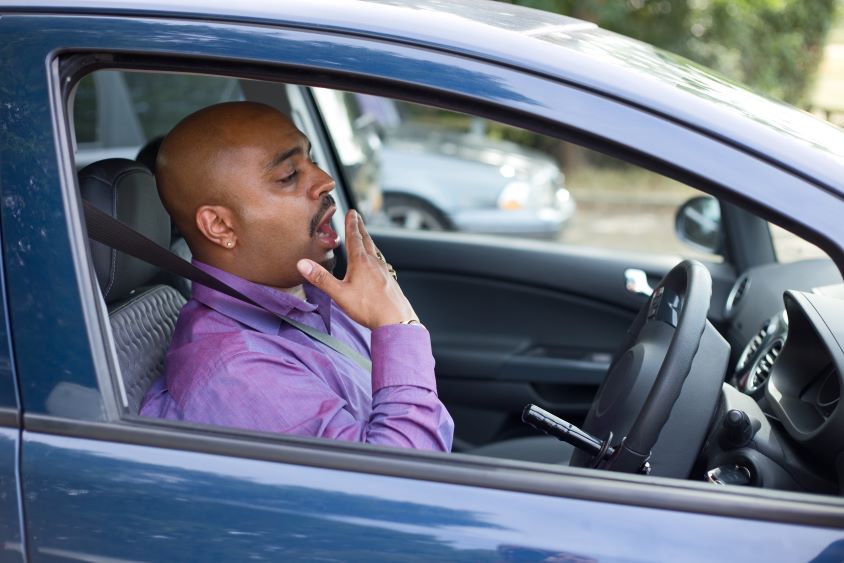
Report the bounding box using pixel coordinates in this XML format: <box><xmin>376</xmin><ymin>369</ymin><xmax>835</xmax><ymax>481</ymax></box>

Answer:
<box><xmin>770</xmin><ymin>224</ymin><xmax>831</xmax><ymax>262</ymax></box>
<box><xmin>315</xmin><ymin>91</ymin><xmax>722</xmax><ymax>262</ymax></box>
<box><xmin>311</xmin><ymin>89</ymin><xmax>382</xmax><ymax>220</ymax></box>
<box><xmin>73</xmin><ymin>71</ymin><xmax>243</xmax><ymax>168</ymax></box>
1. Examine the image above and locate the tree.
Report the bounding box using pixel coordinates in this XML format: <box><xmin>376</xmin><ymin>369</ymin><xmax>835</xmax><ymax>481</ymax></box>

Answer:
<box><xmin>501</xmin><ymin>0</ymin><xmax>837</xmax><ymax>105</ymax></box>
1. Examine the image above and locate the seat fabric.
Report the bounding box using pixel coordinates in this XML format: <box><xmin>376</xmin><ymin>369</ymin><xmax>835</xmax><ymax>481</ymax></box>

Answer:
<box><xmin>109</xmin><ymin>285</ymin><xmax>184</xmax><ymax>414</ymax></box>
<box><xmin>80</xmin><ymin>158</ymin><xmax>185</xmax><ymax>414</ymax></box>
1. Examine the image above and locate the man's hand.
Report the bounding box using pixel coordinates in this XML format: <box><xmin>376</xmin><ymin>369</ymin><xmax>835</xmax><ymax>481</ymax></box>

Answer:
<box><xmin>297</xmin><ymin>210</ymin><xmax>419</xmax><ymax>330</ymax></box>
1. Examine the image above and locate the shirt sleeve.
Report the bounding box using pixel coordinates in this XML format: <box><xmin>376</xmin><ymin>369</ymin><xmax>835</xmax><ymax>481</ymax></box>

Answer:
<box><xmin>366</xmin><ymin>323</ymin><xmax>454</xmax><ymax>451</ymax></box>
<box><xmin>176</xmin><ymin>325</ymin><xmax>454</xmax><ymax>452</ymax></box>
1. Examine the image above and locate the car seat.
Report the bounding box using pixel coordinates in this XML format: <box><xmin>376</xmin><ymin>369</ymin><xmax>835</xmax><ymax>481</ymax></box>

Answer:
<box><xmin>79</xmin><ymin>158</ymin><xmax>186</xmax><ymax>414</ymax></box>
<box><xmin>136</xmin><ymin>136</ymin><xmax>193</xmax><ymax>300</ymax></box>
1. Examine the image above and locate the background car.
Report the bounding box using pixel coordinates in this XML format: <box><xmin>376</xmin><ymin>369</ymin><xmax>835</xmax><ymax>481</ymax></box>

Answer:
<box><xmin>2</xmin><ymin>0</ymin><xmax>844</xmax><ymax>561</ymax></box>
<box><xmin>318</xmin><ymin>90</ymin><xmax>574</xmax><ymax>238</ymax></box>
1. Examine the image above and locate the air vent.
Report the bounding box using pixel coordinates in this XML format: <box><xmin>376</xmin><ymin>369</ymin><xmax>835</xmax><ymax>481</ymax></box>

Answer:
<box><xmin>741</xmin><ymin>328</ymin><xmax>765</xmax><ymax>368</ymax></box>
<box><xmin>748</xmin><ymin>338</ymin><xmax>784</xmax><ymax>392</ymax></box>
<box><xmin>724</xmin><ymin>274</ymin><xmax>751</xmax><ymax>317</ymax></box>
<box><xmin>734</xmin><ymin>277</ymin><xmax>749</xmax><ymax>304</ymax></box>
<box><xmin>736</xmin><ymin>319</ymin><xmax>773</xmax><ymax>374</ymax></box>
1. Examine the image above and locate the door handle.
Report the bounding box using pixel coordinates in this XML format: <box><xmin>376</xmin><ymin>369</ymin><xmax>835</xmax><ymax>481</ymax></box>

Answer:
<box><xmin>624</xmin><ymin>268</ymin><xmax>653</xmax><ymax>297</ymax></box>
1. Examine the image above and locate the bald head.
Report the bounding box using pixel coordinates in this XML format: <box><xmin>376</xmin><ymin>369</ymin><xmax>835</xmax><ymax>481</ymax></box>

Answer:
<box><xmin>154</xmin><ymin>101</ymin><xmax>337</xmax><ymax>288</ymax></box>
<box><xmin>156</xmin><ymin>102</ymin><xmax>296</xmax><ymax>242</ymax></box>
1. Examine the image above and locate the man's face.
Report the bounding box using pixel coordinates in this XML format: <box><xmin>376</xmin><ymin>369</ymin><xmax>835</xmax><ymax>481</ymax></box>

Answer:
<box><xmin>218</xmin><ymin>110</ymin><xmax>338</xmax><ymax>288</ymax></box>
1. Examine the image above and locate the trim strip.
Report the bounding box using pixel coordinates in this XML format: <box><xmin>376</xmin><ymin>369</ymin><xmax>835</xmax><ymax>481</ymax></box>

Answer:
<box><xmin>0</xmin><ymin>407</ymin><xmax>19</xmax><ymax>428</ymax></box>
<box><xmin>24</xmin><ymin>413</ymin><xmax>844</xmax><ymax>528</ymax></box>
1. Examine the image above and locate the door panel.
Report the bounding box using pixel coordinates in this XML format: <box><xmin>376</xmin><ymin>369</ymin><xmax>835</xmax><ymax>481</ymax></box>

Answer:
<box><xmin>371</xmin><ymin>230</ymin><xmax>734</xmax><ymax>449</ymax></box>
<box><xmin>21</xmin><ymin>431</ymin><xmax>842</xmax><ymax>562</ymax></box>
<box><xmin>402</xmin><ymin>271</ymin><xmax>629</xmax><ymax>447</ymax></box>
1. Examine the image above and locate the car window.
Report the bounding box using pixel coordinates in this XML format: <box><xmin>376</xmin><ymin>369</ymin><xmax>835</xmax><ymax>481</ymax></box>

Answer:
<box><xmin>69</xmin><ymin>71</ymin><xmax>835</xmax><ymax>409</ymax></box>
<box><xmin>73</xmin><ymin>70</ymin><xmax>244</xmax><ymax>168</ymax></box>
<box><xmin>310</xmin><ymin>89</ymin><xmax>382</xmax><ymax>221</ymax></box>
<box><xmin>770</xmin><ymin>224</ymin><xmax>831</xmax><ymax>262</ymax></box>
<box><xmin>314</xmin><ymin>90</ymin><xmax>723</xmax><ymax>263</ymax></box>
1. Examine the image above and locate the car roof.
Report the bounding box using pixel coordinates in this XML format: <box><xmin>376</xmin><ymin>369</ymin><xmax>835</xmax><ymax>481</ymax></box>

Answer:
<box><xmin>5</xmin><ymin>0</ymin><xmax>844</xmax><ymax>196</ymax></box>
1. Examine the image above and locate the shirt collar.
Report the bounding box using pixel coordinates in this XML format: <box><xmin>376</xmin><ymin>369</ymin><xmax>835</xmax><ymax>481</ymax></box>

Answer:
<box><xmin>190</xmin><ymin>260</ymin><xmax>332</xmax><ymax>334</ymax></box>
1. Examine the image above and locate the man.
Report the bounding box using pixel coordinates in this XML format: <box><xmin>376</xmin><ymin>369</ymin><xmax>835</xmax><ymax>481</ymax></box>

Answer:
<box><xmin>140</xmin><ymin>101</ymin><xmax>454</xmax><ymax>452</ymax></box>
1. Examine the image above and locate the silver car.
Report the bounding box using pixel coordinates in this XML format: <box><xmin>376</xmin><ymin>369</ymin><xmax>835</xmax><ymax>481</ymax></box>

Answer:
<box><xmin>316</xmin><ymin>90</ymin><xmax>575</xmax><ymax>239</ymax></box>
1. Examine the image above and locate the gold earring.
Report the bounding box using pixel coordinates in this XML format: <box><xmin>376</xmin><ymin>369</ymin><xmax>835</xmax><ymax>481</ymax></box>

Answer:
<box><xmin>226</xmin><ymin>240</ymin><xmax>233</xmax><ymax>248</ymax></box>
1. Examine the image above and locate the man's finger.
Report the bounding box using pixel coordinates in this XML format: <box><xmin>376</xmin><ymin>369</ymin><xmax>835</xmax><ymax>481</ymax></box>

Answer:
<box><xmin>356</xmin><ymin>211</ymin><xmax>379</xmax><ymax>256</ymax></box>
<box><xmin>344</xmin><ymin>210</ymin><xmax>366</xmax><ymax>258</ymax></box>
<box><xmin>297</xmin><ymin>259</ymin><xmax>343</xmax><ymax>295</ymax></box>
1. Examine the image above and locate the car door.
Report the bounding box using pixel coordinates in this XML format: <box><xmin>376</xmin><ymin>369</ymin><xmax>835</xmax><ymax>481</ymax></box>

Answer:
<box><xmin>3</xmin><ymin>8</ymin><xmax>843</xmax><ymax>562</ymax></box>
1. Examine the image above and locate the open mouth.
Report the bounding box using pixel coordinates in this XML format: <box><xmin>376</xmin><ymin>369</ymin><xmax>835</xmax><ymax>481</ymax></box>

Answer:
<box><xmin>313</xmin><ymin>204</ymin><xmax>339</xmax><ymax>249</ymax></box>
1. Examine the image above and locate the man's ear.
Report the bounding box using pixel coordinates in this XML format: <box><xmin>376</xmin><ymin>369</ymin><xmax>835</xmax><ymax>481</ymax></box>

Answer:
<box><xmin>195</xmin><ymin>205</ymin><xmax>237</xmax><ymax>249</ymax></box>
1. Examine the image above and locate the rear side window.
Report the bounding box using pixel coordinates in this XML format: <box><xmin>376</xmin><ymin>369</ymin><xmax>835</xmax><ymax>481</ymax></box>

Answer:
<box><xmin>73</xmin><ymin>71</ymin><xmax>243</xmax><ymax>168</ymax></box>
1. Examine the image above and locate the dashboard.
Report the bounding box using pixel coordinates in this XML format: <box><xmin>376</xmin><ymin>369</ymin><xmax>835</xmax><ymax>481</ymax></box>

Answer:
<box><xmin>703</xmin><ymin>258</ymin><xmax>844</xmax><ymax>493</ymax></box>
<box><xmin>767</xmin><ymin>291</ymin><xmax>844</xmax><ymax>461</ymax></box>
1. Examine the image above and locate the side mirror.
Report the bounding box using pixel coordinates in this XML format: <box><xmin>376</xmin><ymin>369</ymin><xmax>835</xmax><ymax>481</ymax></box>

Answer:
<box><xmin>675</xmin><ymin>196</ymin><xmax>723</xmax><ymax>254</ymax></box>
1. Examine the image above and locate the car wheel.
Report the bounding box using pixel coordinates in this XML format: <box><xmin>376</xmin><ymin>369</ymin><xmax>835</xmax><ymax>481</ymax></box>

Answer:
<box><xmin>383</xmin><ymin>195</ymin><xmax>452</xmax><ymax>231</ymax></box>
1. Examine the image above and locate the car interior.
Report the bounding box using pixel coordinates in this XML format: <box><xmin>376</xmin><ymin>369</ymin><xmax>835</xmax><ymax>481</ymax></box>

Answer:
<box><xmin>68</xmin><ymin>65</ymin><xmax>844</xmax><ymax>497</ymax></box>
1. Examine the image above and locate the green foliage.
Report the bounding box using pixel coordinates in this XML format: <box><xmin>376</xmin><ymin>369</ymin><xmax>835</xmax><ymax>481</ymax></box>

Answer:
<box><xmin>690</xmin><ymin>0</ymin><xmax>836</xmax><ymax>104</ymax></box>
<box><xmin>831</xmin><ymin>5</ymin><xmax>844</xmax><ymax>43</ymax></box>
<box><xmin>502</xmin><ymin>0</ymin><xmax>838</xmax><ymax>105</ymax></box>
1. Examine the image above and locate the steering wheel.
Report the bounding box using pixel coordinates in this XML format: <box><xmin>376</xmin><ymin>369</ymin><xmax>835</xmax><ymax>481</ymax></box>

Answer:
<box><xmin>570</xmin><ymin>260</ymin><xmax>718</xmax><ymax>477</ymax></box>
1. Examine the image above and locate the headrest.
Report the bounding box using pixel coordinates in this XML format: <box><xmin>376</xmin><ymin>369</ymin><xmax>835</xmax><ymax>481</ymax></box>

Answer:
<box><xmin>136</xmin><ymin>136</ymin><xmax>164</xmax><ymax>173</ymax></box>
<box><xmin>79</xmin><ymin>158</ymin><xmax>171</xmax><ymax>303</ymax></box>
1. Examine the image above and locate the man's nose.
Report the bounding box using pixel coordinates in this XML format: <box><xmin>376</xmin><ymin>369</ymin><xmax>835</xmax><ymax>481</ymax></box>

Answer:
<box><xmin>309</xmin><ymin>166</ymin><xmax>335</xmax><ymax>199</ymax></box>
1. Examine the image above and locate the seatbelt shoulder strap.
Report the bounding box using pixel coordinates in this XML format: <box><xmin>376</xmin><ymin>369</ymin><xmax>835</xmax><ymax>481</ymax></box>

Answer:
<box><xmin>83</xmin><ymin>201</ymin><xmax>372</xmax><ymax>372</ymax></box>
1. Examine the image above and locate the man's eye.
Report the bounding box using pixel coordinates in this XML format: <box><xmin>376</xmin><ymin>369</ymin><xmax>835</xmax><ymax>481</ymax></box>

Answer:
<box><xmin>279</xmin><ymin>171</ymin><xmax>298</xmax><ymax>184</ymax></box>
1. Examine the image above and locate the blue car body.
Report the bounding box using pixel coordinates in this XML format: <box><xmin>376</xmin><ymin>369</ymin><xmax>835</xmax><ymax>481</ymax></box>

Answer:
<box><xmin>1</xmin><ymin>1</ymin><xmax>844</xmax><ymax>561</ymax></box>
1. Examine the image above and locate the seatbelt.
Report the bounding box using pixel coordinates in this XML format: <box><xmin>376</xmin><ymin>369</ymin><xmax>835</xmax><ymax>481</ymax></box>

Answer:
<box><xmin>83</xmin><ymin>201</ymin><xmax>372</xmax><ymax>372</ymax></box>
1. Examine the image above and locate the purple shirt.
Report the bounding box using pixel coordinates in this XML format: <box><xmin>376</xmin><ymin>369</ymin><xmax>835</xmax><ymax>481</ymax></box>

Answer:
<box><xmin>140</xmin><ymin>261</ymin><xmax>454</xmax><ymax>452</ymax></box>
